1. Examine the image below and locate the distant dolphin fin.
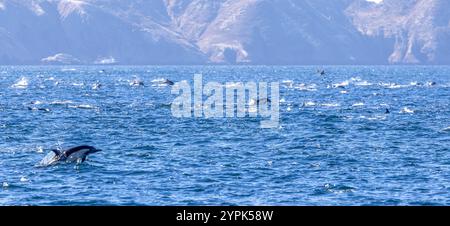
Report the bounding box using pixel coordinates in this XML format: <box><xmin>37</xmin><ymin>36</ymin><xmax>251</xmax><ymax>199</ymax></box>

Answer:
<box><xmin>51</xmin><ymin>149</ymin><xmax>61</xmax><ymax>156</ymax></box>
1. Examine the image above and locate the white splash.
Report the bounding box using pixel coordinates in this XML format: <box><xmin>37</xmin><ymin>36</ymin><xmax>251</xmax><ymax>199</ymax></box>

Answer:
<box><xmin>410</xmin><ymin>81</ymin><xmax>424</xmax><ymax>86</ymax></box>
<box><xmin>51</xmin><ymin>100</ymin><xmax>74</xmax><ymax>105</ymax></box>
<box><xmin>360</xmin><ymin>115</ymin><xmax>386</xmax><ymax>121</ymax></box>
<box><xmin>31</xmin><ymin>100</ymin><xmax>44</xmax><ymax>105</ymax></box>
<box><xmin>36</xmin><ymin>146</ymin><xmax>44</xmax><ymax>153</ymax></box>
<box><xmin>69</xmin><ymin>104</ymin><xmax>96</xmax><ymax>109</ymax></box>
<box><xmin>11</xmin><ymin>77</ymin><xmax>29</xmax><ymax>89</ymax></box>
<box><xmin>281</xmin><ymin>80</ymin><xmax>294</xmax><ymax>88</ymax></box>
<box><xmin>400</xmin><ymin>107</ymin><xmax>415</xmax><ymax>114</ymax></box>
<box><xmin>354</xmin><ymin>80</ymin><xmax>372</xmax><ymax>86</ymax></box>
<box><xmin>322</xmin><ymin>103</ymin><xmax>340</xmax><ymax>108</ymax></box>
<box><xmin>426</xmin><ymin>81</ymin><xmax>437</xmax><ymax>87</ymax></box>
<box><xmin>332</xmin><ymin>80</ymin><xmax>349</xmax><ymax>89</ymax></box>
<box><xmin>72</xmin><ymin>82</ymin><xmax>85</xmax><ymax>86</ymax></box>
<box><xmin>295</xmin><ymin>83</ymin><xmax>318</xmax><ymax>92</ymax></box>
<box><xmin>130</xmin><ymin>78</ymin><xmax>144</xmax><ymax>86</ymax></box>
<box><xmin>379</xmin><ymin>82</ymin><xmax>408</xmax><ymax>89</ymax></box>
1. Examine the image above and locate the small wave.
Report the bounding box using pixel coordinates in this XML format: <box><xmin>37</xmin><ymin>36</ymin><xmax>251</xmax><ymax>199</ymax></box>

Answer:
<box><xmin>72</xmin><ymin>82</ymin><xmax>85</xmax><ymax>86</ymax></box>
<box><xmin>330</xmin><ymin>77</ymin><xmax>372</xmax><ymax>88</ymax></box>
<box><xmin>354</xmin><ymin>80</ymin><xmax>372</xmax><ymax>86</ymax></box>
<box><xmin>69</xmin><ymin>104</ymin><xmax>97</xmax><ymax>110</ymax></box>
<box><xmin>442</xmin><ymin>126</ymin><xmax>450</xmax><ymax>132</ymax></box>
<box><xmin>61</xmin><ymin>68</ymin><xmax>77</xmax><ymax>72</ymax></box>
<box><xmin>379</xmin><ymin>82</ymin><xmax>408</xmax><ymax>89</ymax></box>
<box><xmin>295</xmin><ymin>83</ymin><xmax>317</xmax><ymax>91</ymax></box>
<box><xmin>303</xmin><ymin>101</ymin><xmax>316</xmax><ymax>107</ymax></box>
<box><xmin>319</xmin><ymin>183</ymin><xmax>356</xmax><ymax>194</ymax></box>
<box><xmin>359</xmin><ymin>115</ymin><xmax>387</xmax><ymax>121</ymax></box>
<box><xmin>321</xmin><ymin>103</ymin><xmax>340</xmax><ymax>108</ymax></box>
<box><xmin>352</xmin><ymin>102</ymin><xmax>365</xmax><ymax>107</ymax></box>
<box><xmin>11</xmin><ymin>77</ymin><xmax>28</xmax><ymax>89</ymax></box>
<box><xmin>50</xmin><ymin>100</ymin><xmax>74</xmax><ymax>105</ymax></box>
<box><xmin>20</xmin><ymin>177</ymin><xmax>29</xmax><ymax>183</ymax></box>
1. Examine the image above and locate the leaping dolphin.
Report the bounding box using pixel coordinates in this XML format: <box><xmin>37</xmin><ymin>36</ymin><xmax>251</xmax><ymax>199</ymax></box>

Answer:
<box><xmin>39</xmin><ymin>145</ymin><xmax>101</xmax><ymax>166</ymax></box>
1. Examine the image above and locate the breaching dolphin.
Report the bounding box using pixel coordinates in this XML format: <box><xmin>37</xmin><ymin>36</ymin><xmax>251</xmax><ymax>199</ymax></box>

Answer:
<box><xmin>39</xmin><ymin>145</ymin><xmax>101</xmax><ymax>166</ymax></box>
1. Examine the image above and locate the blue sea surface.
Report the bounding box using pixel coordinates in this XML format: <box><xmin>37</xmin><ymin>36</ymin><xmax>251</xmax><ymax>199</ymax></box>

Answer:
<box><xmin>0</xmin><ymin>65</ymin><xmax>449</xmax><ymax>206</ymax></box>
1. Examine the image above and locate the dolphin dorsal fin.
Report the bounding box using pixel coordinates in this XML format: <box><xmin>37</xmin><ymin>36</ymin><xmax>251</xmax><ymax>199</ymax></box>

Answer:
<box><xmin>51</xmin><ymin>149</ymin><xmax>61</xmax><ymax>156</ymax></box>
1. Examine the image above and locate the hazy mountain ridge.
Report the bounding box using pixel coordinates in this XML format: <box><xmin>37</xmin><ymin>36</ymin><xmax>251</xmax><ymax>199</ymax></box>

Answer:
<box><xmin>347</xmin><ymin>0</ymin><xmax>450</xmax><ymax>64</ymax></box>
<box><xmin>0</xmin><ymin>0</ymin><xmax>449</xmax><ymax>65</ymax></box>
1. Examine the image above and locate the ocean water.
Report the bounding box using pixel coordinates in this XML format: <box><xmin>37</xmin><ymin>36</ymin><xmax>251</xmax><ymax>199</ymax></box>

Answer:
<box><xmin>0</xmin><ymin>65</ymin><xmax>449</xmax><ymax>206</ymax></box>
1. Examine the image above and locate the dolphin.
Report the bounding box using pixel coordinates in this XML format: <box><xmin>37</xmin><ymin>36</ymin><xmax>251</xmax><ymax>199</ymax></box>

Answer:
<box><xmin>257</xmin><ymin>98</ymin><xmax>271</xmax><ymax>104</ymax></box>
<box><xmin>130</xmin><ymin>78</ymin><xmax>144</xmax><ymax>86</ymax></box>
<box><xmin>249</xmin><ymin>98</ymin><xmax>271</xmax><ymax>106</ymax></box>
<box><xmin>152</xmin><ymin>78</ymin><xmax>174</xmax><ymax>86</ymax></box>
<box><xmin>28</xmin><ymin>106</ymin><xmax>50</xmax><ymax>112</ymax></box>
<box><xmin>162</xmin><ymin>79</ymin><xmax>174</xmax><ymax>86</ymax></box>
<box><xmin>39</xmin><ymin>145</ymin><xmax>101</xmax><ymax>166</ymax></box>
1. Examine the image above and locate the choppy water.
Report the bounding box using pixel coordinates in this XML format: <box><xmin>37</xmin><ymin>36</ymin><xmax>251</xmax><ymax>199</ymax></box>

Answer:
<box><xmin>0</xmin><ymin>66</ymin><xmax>449</xmax><ymax>206</ymax></box>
